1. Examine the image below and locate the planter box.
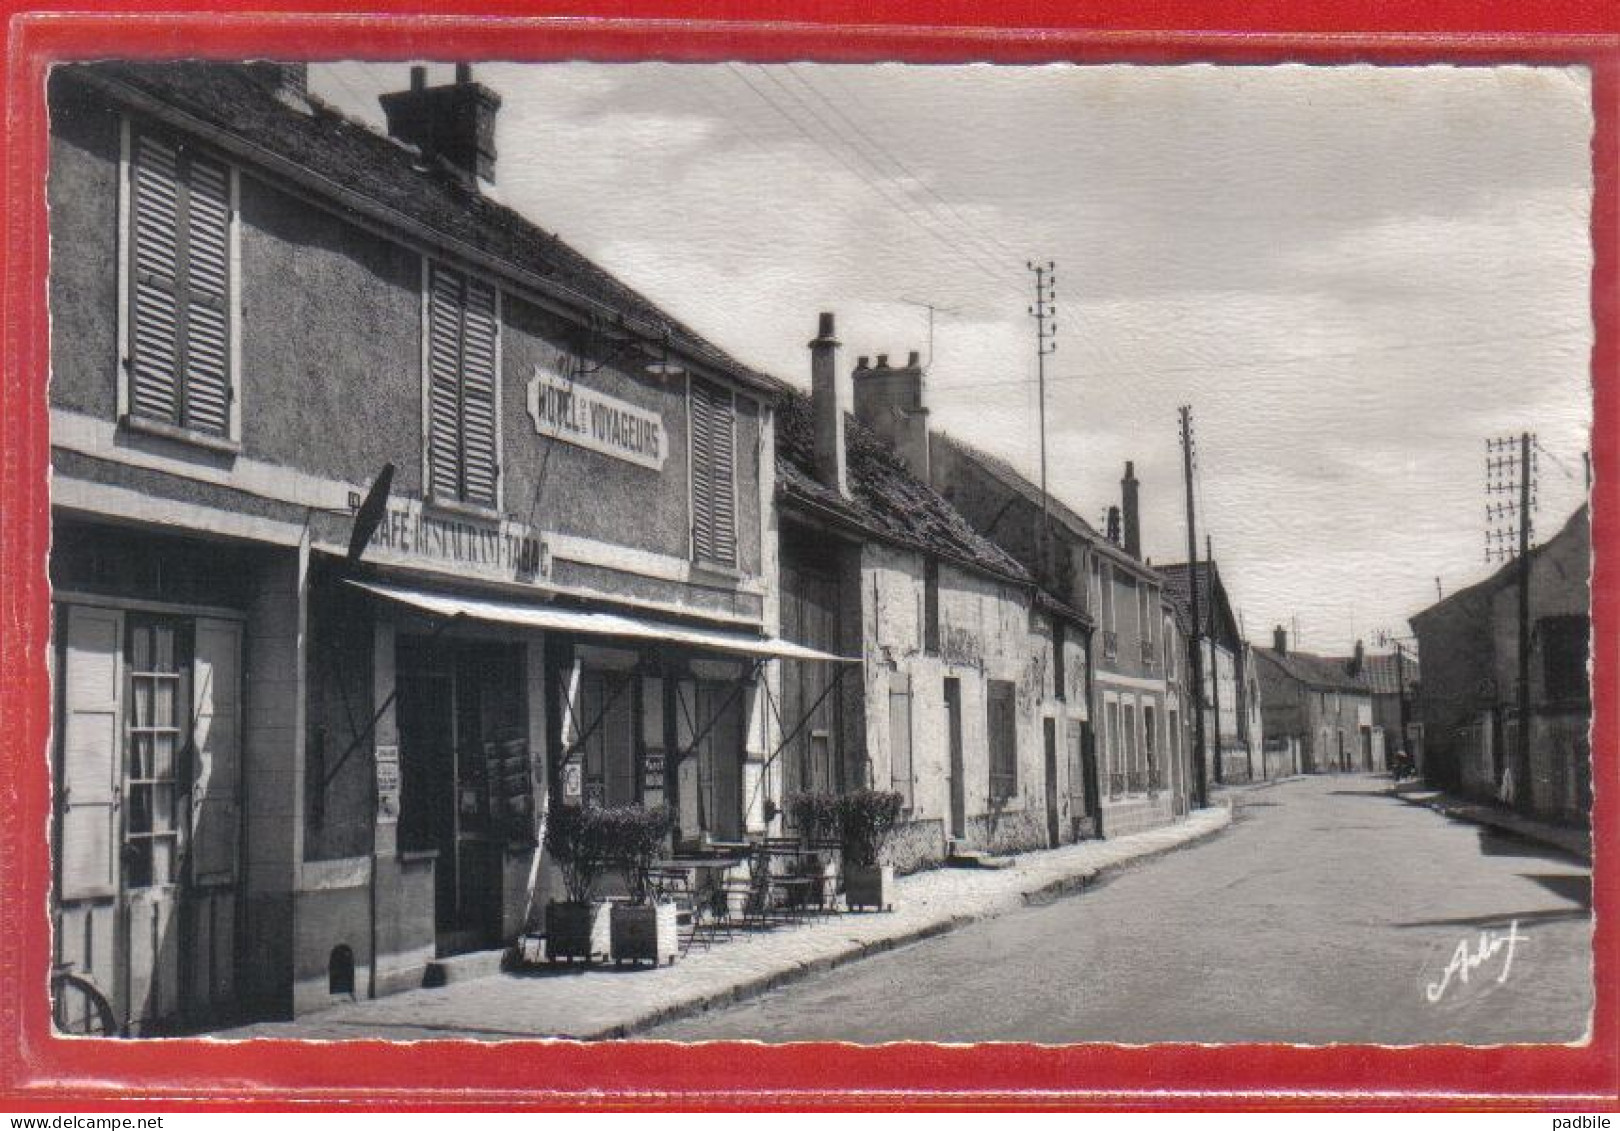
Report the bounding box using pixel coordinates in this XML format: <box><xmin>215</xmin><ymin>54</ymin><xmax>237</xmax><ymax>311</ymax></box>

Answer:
<box><xmin>610</xmin><ymin>901</ymin><xmax>680</xmax><ymax>966</ymax></box>
<box><xmin>843</xmin><ymin>863</ymin><xmax>895</xmax><ymax>912</ymax></box>
<box><xmin>545</xmin><ymin>900</ymin><xmax>611</xmax><ymax>963</ymax></box>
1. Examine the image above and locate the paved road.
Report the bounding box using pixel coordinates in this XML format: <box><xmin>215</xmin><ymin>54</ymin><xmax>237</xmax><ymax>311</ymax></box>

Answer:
<box><xmin>648</xmin><ymin>775</ymin><xmax>1592</xmax><ymax>1043</ymax></box>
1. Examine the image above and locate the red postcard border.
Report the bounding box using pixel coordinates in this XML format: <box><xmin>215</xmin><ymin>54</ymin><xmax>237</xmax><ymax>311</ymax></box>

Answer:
<box><xmin>1</xmin><ymin>3</ymin><xmax>1616</xmax><ymax>1111</ymax></box>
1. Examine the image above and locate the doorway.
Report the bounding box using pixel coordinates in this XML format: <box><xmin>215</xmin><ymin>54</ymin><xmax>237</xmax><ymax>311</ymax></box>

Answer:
<box><xmin>1043</xmin><ymin>717</ymin><xmax>1061</xmax><ymax>847</ymax></box>
<box><xmin>397</xmin><ymin>637</ymin><xmax>525</xmax><ymax>957</ymax></box>
<box><xmin>944</xmin><ymin>678</ymin><xmax>965</xmax><ymax>841</ymax></box>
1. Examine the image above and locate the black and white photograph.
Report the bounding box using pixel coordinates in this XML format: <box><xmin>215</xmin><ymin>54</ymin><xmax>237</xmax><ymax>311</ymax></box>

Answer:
<box><xmin>43</xmin><ymin>57</ymin><xmax>1595</xmax><ymax>1046</ymax></box>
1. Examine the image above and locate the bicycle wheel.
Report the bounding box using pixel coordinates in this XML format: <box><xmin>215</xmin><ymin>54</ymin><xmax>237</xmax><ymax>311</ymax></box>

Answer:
<box><xmin>51</xmin><ymin>967</ymin><xmax>119</xmax><ymax>1037</ymax></box>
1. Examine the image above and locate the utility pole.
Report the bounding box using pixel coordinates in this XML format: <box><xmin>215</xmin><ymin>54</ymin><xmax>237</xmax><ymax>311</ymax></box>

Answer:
<box><xmin>1486</xmin><ymin>431</ymin><xmax>1537</xmax><ymax>812</ymax></box>
<box><xmin>1205</xmin><ymin>533</ymin><xmax>1224</xmax><ymax>786</ymax></box>
<box><xmin>1028</xmin><ymin>261</ymin><xmax>1057</xmax><ymax>584</ymax></box>
<box><xmin>1180</xmin><ymin>406</ymin><xmax>1208</xmax><ymax>808</ymax></box>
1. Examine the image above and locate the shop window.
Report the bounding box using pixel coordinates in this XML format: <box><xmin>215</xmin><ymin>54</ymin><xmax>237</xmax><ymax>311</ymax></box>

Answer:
<box><xmin>579</xmin><ymin>670</ymin><xmax>637</xmax><ymax>807</ymax></box>
<box><xmin>689</xmin><ymin>377</ymin><xmax>738</xmax><ymax>567</ymax></box>
<box><xmin>987</xmin><ymin>679</ymin><xmax>1018</xmax><ymax>800</ymax></box>
<box><xmin>889</xmin><ymin>673</ymin><xmax>914</xmax><ymax>810</ymax></box>
<box><xmin>124</xmin><ymin>126</ymin><xmax>237</xmax><ymax>439</ymax></box>
<box><xmin>425</xmin><ymin>262</ymin><xmax>501</xmax><ymax>510</ymax></box>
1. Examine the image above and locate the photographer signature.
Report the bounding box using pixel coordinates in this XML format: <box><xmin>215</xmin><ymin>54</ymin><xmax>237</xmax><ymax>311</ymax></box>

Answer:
<box><xmin>1425</xmin><ymin>920</ymin><xmax>1524</xmax><ymax>1004</ymax></box>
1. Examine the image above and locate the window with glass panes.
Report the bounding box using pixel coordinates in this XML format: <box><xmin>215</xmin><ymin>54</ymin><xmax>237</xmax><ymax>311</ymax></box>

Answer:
<box><xmin>124</xmin><ymin>619</ymin><xmax>189</xmax><ymax>889</ymax></box>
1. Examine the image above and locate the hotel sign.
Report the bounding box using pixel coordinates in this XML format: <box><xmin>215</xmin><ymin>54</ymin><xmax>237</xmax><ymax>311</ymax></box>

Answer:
<box><xmin>526</xmin><ymin>365</ymin><xmax>667</xmax><ymax>471</ymax></box>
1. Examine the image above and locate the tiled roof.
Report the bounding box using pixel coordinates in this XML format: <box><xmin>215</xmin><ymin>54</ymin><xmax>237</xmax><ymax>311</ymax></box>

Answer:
<box><xmin>1157</xmin><ymin>560</ymin><xmax>1241</xmax><ymax>645</ymax></box>
<box><xmin>1254</xmin><ymin>647</ymin><xmax>1370</xmax><ymax>693</ymax></box>
<box><xmin>776</xmin><ymin>395</ymin><xmax>1031</xmax><ymax>585</ymax></box>
<box><xmin>929</xmin><ymin>431</ymin><xmax>1154</xmax><ymax>578</ymax></box>
<box><xmin>63</xmin><ymin>62</ymin><xmax>782</xmax><ymax>397</ymax></box>
<box><xmin>1411</xmin><ymin>504</ymin><xmax>1590</xmax><ymax>628</ymax></box>
<box><xmin>1361</xmin><ymin>652</ymin><xmax>1419</xmax><ymax>696</ymax></box>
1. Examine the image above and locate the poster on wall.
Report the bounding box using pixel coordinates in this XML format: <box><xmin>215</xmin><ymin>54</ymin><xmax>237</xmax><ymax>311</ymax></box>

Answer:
<box><xmin>374</xmin><ymin>744</ymin><xmax>400</xmax><ymax>825</ymax></box>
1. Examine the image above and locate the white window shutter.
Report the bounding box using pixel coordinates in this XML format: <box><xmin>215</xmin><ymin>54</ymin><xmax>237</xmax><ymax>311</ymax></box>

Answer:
<box><xmin>427</xmin><ymin>265</ymin><xmax>464</xmax><ymax>501</ymax></box>
<box><xmin>59</xmin><ymin>606</ymin><xmax>124</xmax><ymax>901</ymax></box>
<box><xmin>460</xmin><ymin>278</ymin><xmax>500</xmax><ymax>508</ymax></box>
<box><xmin>189</xmin><ymin>618</ymin><xmax>241</xmax><ymax>887</ymax></box>
<box><xmin>181</xmin><ymin>155</ymin><xmax>232</xmax><ymax>436</ymax></box>
<box><xmin>129</xmin><ymin>134</ymin><xmax>181</xmax><ymax>425</ymax></box>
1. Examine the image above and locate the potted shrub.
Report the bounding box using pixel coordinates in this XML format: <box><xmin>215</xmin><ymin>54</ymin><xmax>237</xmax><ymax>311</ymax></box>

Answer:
<box><xmin>838</xmin><ymin>789</ymin><xmax>903</xmax><ymax>912</ymax></box>
<box><xmin>607</xmin><ymin>804</ymin><xmax>680</xmax><ymax>966</ymax></box>
<box><xmin>543</xmin><ymin>803</ymin><xmax>611</xmax><ymax>962</ymax></box>
<box><xmin>787</xmin><ymin>791</ymin><xmax>842</xmax><ymax>909</ymax></box>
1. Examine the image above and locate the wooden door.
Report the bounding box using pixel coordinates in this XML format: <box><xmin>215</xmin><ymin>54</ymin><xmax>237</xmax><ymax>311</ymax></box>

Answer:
<box><xmin>184</xmin><ymin>618</ymin><xmax>241</xmax><ymax>1021</ymax></box>
<box><xmin>55</xmin><ymin>605</ymin><xmax>124</xmax><ymax>1027</ymax></box>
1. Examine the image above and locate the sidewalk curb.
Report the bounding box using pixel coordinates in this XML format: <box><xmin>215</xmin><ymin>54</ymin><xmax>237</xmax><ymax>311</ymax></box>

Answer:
<box><xmin>1388</xmin><ymin>787</ymin><xmax>1590</xmax><ymax>863</ymax></box>
<box><xmin>586</xmin><ymin>804</ymin><xmax>1234</xmax><ymax>1040</ymax></box>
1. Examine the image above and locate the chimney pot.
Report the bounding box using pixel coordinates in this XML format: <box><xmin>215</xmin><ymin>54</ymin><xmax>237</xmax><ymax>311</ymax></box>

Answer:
<box><xmin>856</xmin><ymin>356</ymin><xmax>869</xmax><ymax>370</ymax></box>
<box><xmin>907</xmin><ymin>350</ymin><xmax>921</xmax><ymax>369</ymax></box>
<box><xmin>809</xmin><ymin>313</ymin><xmax>848</xmax><ymax>498</ymax></box>
<box><xmin>1274</xmin><ymin>626</ymin><xmax>1287</xmax><ymax>654</ymax></box>
<box><xmin>1121</xmin><ymin>461</ymin><xmax>1141</xmax><ymax>559</ymax></box>
<box><xmin>456</xmin><ymin>62</ymin><xmax>473</xmax><ymax>85</ymax></box>
<box><xmin>382</xmin><ymin>66</ymin><xmax>503</xmax><ymax>186</ymax></box>
<box><xmin>876</xmin><ymin>354</ymin><xmax>889</xmax><ymax>369</ymax></box>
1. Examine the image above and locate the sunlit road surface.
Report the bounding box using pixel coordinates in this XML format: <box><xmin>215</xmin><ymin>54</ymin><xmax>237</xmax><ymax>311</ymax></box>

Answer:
<box><xmin>648</xmin><ymin>775</ymin><xmax>1592</xmax><ymax>1044</ymax></box>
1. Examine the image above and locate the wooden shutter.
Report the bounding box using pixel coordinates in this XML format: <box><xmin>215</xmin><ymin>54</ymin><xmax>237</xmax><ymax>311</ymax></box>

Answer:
<box><xmin>59</xmin><ymin>606</ymin><xmax>124</xmax><ymax>901</ymax></box>
<box><xmin>889</xmin><ymin>673</ymin><xmax>913</xmax><ymax>808</ymax></box>
<box><xmin>181</xmin><ymin>155</ymin><xmax>232</xmax><ymax>436</ymax></box>
<box><xmin>689</xmin><ymin>381</ymin><xmax>715</xmax><ymax>562</ymax></box>
<box><xmin>689</xmin><ymin>379</ymin><xmax>736</xmax><ymax>567</ymax></box>
<box><xmin>189</xmin><ymin>618</ymin><xmax>241</xmax><ymax>886</ymax></box>
<box><xmin>460</xmin><ymin>278</ymin><xmax>500</xmax><ymax>507</ymax></box>
<box><xmin>427</xmin><ymin>265</ymin><xmax>465</xmax><ymax>501</ymax></box>
<box><xmin>129</xmin><ymin>134</ymin><xmax>182</xmax><ymax>425</ymax></box>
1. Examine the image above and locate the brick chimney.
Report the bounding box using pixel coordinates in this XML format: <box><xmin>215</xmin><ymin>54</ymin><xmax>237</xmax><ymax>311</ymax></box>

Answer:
<box><xmin>380</xmin><ymin>64</ymin><xmax>501</xmax><ymax>188</ymax></box>
<box><xmin>808</xmin><ymin>313</ymin><xmax>847</xmax><ymax>497</ymax></box>
<box><xmin>1121</xmin><ymin>460</ymin><xmax>1141</xmax><ymax>558</ymax></box>
<box><xmin>1274</xmin><ymin>625</ymin><xmax>1287</xmax><ymax>654</ymax></box>
<box><xmin>247</xmin><ymin>62</ymin><xmax>311</xmax><ymax>111</ymax></box>
<box><xmin>852</xmin><ymin>349</ymin><xmax>929</xmax><ymax>480</ymax></box>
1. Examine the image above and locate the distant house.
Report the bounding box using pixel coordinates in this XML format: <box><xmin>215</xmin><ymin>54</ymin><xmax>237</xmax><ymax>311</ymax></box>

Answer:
<box><xmin>1158</xmin><ymin>560</ymin><xmax>1263</xmax><ymax>783</ymax></box>
<box><xmin>1409</xmin><ymin>505</ymin><xmax>1590</xmax><ymax>825</ymax></box>
<box><xmin>1363</xmin><ymin>650</ymin><xmax>1420</xmax><ymax>769</ymax></box>
<box><xmin>1253</xmin><ymin>633</ymin><xmax>1376</xmax><ymax>774</ymax></box>
<box><xmin>929</xmin><ymin>433</ymin><xmax>1192</xmax><ymax>836</ymax></box>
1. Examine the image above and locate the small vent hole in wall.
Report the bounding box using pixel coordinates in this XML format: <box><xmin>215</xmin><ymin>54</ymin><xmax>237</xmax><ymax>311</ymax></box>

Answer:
<box><xmin>329</xmin><ymin>944</ymin><xmax>355</xmax><ymax>998</ymax></box>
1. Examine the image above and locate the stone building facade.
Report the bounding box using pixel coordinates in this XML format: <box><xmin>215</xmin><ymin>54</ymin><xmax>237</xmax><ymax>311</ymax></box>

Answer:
<box><xmin>47</xmin><ymin>62</ymin><xmax>806</xmax><ymax>1031</ymax></box>
<box><xmin>1410</xmin><ymin>505</ymin><xmax>1590</xmax><ymax>825</ymax></box>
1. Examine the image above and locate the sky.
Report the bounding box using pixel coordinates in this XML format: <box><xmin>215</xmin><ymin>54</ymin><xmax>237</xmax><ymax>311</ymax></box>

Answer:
<box><xmin>313</xmin><ymin>61</ymin><xmax>1594</xmax><ymax>657</ymax></box>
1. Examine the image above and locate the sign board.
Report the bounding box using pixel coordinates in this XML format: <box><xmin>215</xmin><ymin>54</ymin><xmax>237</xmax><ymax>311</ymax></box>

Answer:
<box><xmin>375</xmin><ymin>744</ymin><xmax>400</xmax><ymax>825</ymax></box>
<box><xmin>643</xmin><ymin>751</ymin><xmax>667</xmax><ymax>788</ymax></box>
<box><xmin>353</xmin><ymin>496</ymin><xmax>547</xmax><ymax>585</ymax></box>
<box><xmin>527</xmin><ymin>365</ymin><xmax>667</xmax><ymax>471</ymax></box>
<box><xmin>562</xmin><ymin>757</ymin><xmax>583</xmax><ymax>802</ymax></box>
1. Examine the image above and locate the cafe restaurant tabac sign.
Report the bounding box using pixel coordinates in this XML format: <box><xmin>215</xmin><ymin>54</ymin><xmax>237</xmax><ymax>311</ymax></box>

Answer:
<box><xmin>359</xmin><ymin>498</ymin><xmax>547</xmax><ymax>584</ymax></box>
<box><xmin>526</xmin><ymin>364</ymin><xmax>667</xmax><ymax>471</ymax></box>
